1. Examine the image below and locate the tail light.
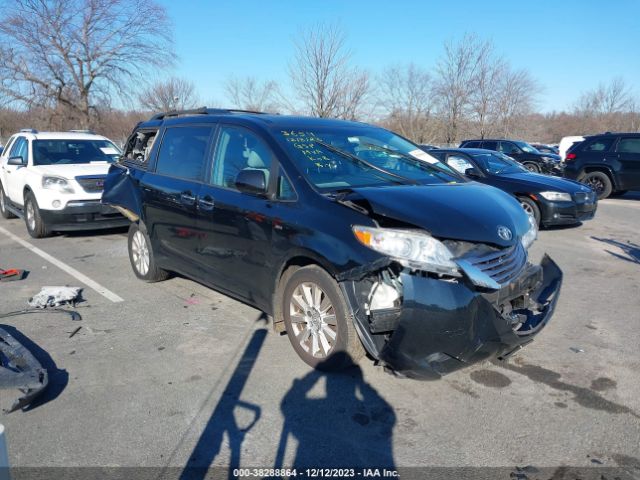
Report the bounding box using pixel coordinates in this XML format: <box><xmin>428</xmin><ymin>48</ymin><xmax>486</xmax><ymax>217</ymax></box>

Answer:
<box><xmin>565</xmin><ymin>153</ymin><xmax>577</xmax><ymax>161</ymax></box>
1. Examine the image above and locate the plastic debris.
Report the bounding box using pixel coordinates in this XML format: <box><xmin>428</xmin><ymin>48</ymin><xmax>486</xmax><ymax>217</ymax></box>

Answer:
<box><xmin>569</xmin><ymin>347</ymin><xmax>585</xmax><ymax>353</ymax></box>
<box><xmin>28</xmin><ymin>287</ymin><xmax>82</xmax><ymax>308</ymax></box>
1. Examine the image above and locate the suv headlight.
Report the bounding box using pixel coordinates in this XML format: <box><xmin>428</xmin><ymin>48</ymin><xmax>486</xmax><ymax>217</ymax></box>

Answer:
<box><xmin>521</xmin><ymin>214</ymin><xmax>537</xmax><ymax>250</ymax></box>
<box><xmin>352</xmin><ymin>226</ymin><xmax>459</xmax><ymax>276</ymax></box>
<box><xmin>539</xmin><ymin>191</ymin><xmax>571</xmax><ymax>202</ymax></box>
<box><xmin>42</xmin><ymin>176</ymin><xmax>75</xmax><ymax>193</ymax></box>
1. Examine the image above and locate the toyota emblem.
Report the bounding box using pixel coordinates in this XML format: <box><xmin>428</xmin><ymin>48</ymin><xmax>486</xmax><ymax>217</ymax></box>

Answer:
<box><xmin>497</xmin><ymin>226</ymin><xmax>513</xmax><ymax>241</ymax></box>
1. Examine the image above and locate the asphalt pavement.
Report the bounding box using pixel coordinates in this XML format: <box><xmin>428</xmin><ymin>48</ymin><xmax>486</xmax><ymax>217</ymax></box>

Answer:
<box><xmin>0</xmin><ymin>193</ymin><xmax>638</xmax><ymax>479</ymax></box>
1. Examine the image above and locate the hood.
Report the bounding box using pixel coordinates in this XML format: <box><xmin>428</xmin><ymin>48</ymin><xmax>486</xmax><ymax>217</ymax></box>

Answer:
<box><xmin>536</xmin><ymin>152</ymin><xmax>561</xmax><ymax>162</ymax></box>
<box><xmin>499</xmin><ymin>171</ymin><xmax>590</xmax><ymax>193</ymax></box>
<box><xmin>346</xmin><ymin>183</ymin><xmax>530</xmax><ymax>248</ymax></box>
<box><xmin>31</xmin><ymin>162</ymin><xmax>112</xmax><ymax>179</ymax></box>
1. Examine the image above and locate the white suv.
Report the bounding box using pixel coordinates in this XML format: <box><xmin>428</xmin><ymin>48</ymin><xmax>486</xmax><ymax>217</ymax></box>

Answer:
<box><xmin>0</xmin><ymin>129</ymin><xmax>129</xmax><ymax>237</ymax></box>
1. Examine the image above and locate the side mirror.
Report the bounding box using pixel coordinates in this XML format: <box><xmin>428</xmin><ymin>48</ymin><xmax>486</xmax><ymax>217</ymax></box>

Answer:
<box><xmin>7</xmin><ymin>156</ymin><xmax>25</xmax><ymax>166</ymax></box>
<box><xmin>465</xmin><ymin>167</ymin><xmax>482</xmax><ymax>178</ymax></box>
<box><xmin>235</xmin><ymin>169</ymin><xmax>267</xmax><ymax>195</ymax></box>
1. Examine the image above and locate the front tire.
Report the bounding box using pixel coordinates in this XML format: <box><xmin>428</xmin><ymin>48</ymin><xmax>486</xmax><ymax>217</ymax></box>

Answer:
<box><xmin>24</xmin><ymin>192</ymin><xmax>51</xmax><ymax>238</ymax></box>
<box><xmin>523</xmin><ymin>162</ymin><xmax>540</xmax><ymax>173</ymax></box>
<box><xmin>518</xmin><ymin>196</ymin><xmax>541</xmax><ymax>227</ymax></box>
<box><xmin>282</xmin><ymin>265</ymin><xmax>364</xmax><ymax>371</ymax></box>
<box><xmin>127</xmin><ymin>223</ymin><xmax>169</xmax><ymax>282</ymax></box>
<box><xmin>0</xmin><ymin>183</ymin><xmax>16</xmax><ymax>219</ymax></box>
<box><xmin>582</xmin><ymin>171</ymin><xmax>612</xmax><ymax>199</ymax></box>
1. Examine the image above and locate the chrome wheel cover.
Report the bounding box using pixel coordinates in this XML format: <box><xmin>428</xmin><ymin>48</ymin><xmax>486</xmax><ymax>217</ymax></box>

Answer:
<box><xmin>289</xmin><ymin>282</ymin><xmax>338</xmax><ymax>358</ymax></box>
<box><xmin>131</xmin><ymin>230</ymin><xmax>150</xmax><ymax>275</ymax></box>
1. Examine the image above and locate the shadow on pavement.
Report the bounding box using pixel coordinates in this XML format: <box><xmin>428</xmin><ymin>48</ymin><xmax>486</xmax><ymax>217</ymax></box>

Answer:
<box><xmin>180</xmin><ymin>319</ymin><xmax>268</xmax><ymax>480</ymax></box>
<box><xmin>591</xmin><ymin>236</ymin><xmax>640</xmax><ymax>265</ymax></box>
<box><xmin>275</xmin><ymin>353</ymin><xmax>396</xmax><ymax>469</ymax></box>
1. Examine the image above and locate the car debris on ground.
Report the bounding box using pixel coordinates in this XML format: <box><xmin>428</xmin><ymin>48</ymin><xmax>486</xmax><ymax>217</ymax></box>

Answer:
<box><xmin>27</xmin><ymin>286</ymin><xmax>82</xmax><ymax>309</ymax></box>
<box><xmin>0</xmin><ymin>327</ymin><xmax>48</xmax><ymax>413</ymax></box>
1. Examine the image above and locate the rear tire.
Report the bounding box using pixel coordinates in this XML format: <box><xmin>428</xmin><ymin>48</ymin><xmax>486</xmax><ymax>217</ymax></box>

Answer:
<box><xmin>24</xmin><ymin>192</ymin><xmax>51</xmax><ymax>238</ymax></box>
<box><xmin>523</xmin><ymin>162</ymin><xmax>540</xmax><ymax>173</ymax></box>
<box><xmin>282</xmin><ymin>265</ymin><xmax>364</xmax><ymax>371</ymax></box>
<box><xmin>0</xmin><ymin>183</ymin><xmax>16</xmax><ymax>219</ymax></box>
<box><xmin>582</xmin><ymin>171</ymin><xmax>612</xmax><ymax>199</ymax></box>
<box><xmin>127</xmin><ymin>222</ymin><xmax>169</xmax><ymax>282</ymax></box>
<box><xmin>518</xmin><ymin>196</ymin><xmax>541</xmax><ymax>227</ymax></box>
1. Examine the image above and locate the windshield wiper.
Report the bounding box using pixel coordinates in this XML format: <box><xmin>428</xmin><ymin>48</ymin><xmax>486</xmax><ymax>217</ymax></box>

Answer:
<box><xmin>313</xmin><ymin>139</ymin><xmax>419</xmax><ymax>186</ymax></box>
<box><xmin>359</xmin><ymin>142</ymin><xmax>459</xmax><ymax>178</ymax></box>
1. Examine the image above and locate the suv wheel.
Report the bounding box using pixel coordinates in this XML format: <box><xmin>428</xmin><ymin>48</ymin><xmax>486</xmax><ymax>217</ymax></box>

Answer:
<box><xmin>24</xmin><ymin>192</ymin><xmax>51</xmax><ymax>238</ymax></box>
<box><xmin>522</xmin><ymin>162</ymin><xmax>539</xmax><ymax>173</ymax></box>
<box><xmin>582</xmin><ymin>171</ymin><xmax>612</xmax><ymax>199</ymax></box>
<box><xmin>282</xmin><ymin>265</ymin><xmax>365</xmax><ymax>370</ymax></box>
<box><xmin>518</xmin><ymin>196</ymin><xmax>541</xmax><ymax>227</ymax></box>
<box><xmin>0</xmin><ymin>183</ymin><xmax>16</xmax><ymax>219</ymax></box>
<box><xmin>127</xmin><ymin>223</ymin><xmax>169</xmax><ymax>282</ymax></box>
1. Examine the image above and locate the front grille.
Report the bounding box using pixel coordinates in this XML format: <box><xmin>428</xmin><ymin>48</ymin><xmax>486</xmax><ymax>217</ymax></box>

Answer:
<box><xmin>462</xmin><ymin>243</ymin><xmax>527</xmax><ymax>286</ymax></box>
<box><xmin>75</xmin><ymin>176</ymin><xmax>106</xmax><ymax>193</ymax></box>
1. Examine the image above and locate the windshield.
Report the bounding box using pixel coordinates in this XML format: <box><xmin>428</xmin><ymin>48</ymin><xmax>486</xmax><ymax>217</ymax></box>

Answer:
<box><xmin>275</xmin><ymin>126</ymin><xmax>462</xmax><ymax>192</ymax></box>
<box><xmin>33</xmin><ymin>140</ymin><xmax>120</xmax><ymax>166</ymax></box>
<box><xmin>471</xmin><ymin>151</ymin><xmax>527</xmax><ymax>175</ymax></box>
<box><xmin>515</xmin><ymin>141</ymin><xmax>540</xmax><ymax>154</ymax></box>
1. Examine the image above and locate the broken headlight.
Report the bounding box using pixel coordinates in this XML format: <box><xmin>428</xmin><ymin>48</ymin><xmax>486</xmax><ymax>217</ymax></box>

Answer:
<box><xmin>42</xmin><ymin>176</ymin><xmax>75</xmax><ymax>194</ymax></box>
<box><xmin>521</xmin><ymin>214</ymin><xmax>537</xmax><ymax>250</ymax></box>
<box><xmin>353</xmin><ymin>226</ymin><xmax>459</xmax><ymax>276</ymax></box>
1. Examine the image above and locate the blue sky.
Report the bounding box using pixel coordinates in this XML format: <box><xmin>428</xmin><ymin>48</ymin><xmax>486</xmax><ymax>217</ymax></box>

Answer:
<box><xmin>159</xmin><ymin>0</ymin><xmax>640</xmax><ymax>113</ymax></box>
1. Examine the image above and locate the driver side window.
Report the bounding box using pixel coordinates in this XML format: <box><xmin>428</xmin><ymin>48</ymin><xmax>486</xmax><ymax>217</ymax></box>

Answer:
<box><xmin>446</xmin><ymin>154</ymin><xmax>473</xmax><ymax>174</ymax></box>
<box><xmin>500</xmin><ymin>142</ymin><xmax>519</xmax><ymax>155</ymax></box>
<box><xmin>211</xmin><ymin>126</ymin><xmax>273</xmax><ymax>190</ymax></box>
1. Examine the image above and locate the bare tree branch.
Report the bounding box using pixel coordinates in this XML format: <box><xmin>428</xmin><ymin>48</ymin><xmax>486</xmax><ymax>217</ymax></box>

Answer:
<box><xmin>138</xmin><ymin>77</ymin><xmax>200</xmax><ymax>113</ymax></box>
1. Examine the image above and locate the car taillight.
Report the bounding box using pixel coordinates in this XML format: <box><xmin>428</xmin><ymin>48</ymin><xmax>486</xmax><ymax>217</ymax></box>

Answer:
<box><xmin>565</xmin><ymin>153</ymin><xmax>577</xmax><ymax>161</ymax></box>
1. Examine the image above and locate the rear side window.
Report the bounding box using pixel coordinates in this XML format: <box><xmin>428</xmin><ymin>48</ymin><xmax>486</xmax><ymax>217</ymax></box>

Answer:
<box><xmin>616</xmin><ymin>138</ymin><xmax>640</xmax><ymax>154</ymax></box>
<box><xmin>583</xmin><ymin>138</ymin><xmax>614</xmax><ymax>152</ymax></box>
<box><xmin>155</xmin><ymin>126</ymin><xmax>212</xmax><ymax>181</ymax></box>
<box><xmin>463</xmin><ymin>141</ymin><xmax>481</xmax><ymax>148</ymax></box>
<box><xmin>499</xmin><ymin>142</ymin><xmax>519</xmax><ymax>154</ymax></box>
<box><xmin>483</xmin><ymin>141</ymin><xmax>498</xmax><ymax>151</ymax></box>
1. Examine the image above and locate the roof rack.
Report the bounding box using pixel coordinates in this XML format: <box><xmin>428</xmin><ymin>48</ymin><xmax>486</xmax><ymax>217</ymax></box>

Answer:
<box><xmin>150</xmin><ymin>107</ymin><xmax>269</xmax><ymax>121</ymax></box>
<box><xmin>20</xmin><ymin>128</ymin><xmax>38</xmax><ymax>134</ymax></box>
<box><xmin>69</xmin><ymin>129</ymin><xmax>96</xmax><ymax>134</ymax></box>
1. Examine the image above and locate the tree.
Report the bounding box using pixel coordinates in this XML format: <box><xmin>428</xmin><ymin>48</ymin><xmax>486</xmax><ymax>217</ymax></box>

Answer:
<box><xmin>289</xmin><ymin>23</ymin><xmax>370</xmax><ymax>119</ymax></box>
<box><xmin>377</xmin><ymin>63</ymin><xmax>436</xmax><ymax>142</ymax></box>
<box><xmin>138</xmin><ymin>77</ymin><xmax>200</xmax><ymax>113</ymax></box>
<box><xmin>224</xmin><ymin>76</ymin><xmax>281</xmax><ymax>112</ymax></box>
<box><xmin>494</xmin><ymin>68</ymin><xmax>540</xmax><ymax>137</ymax></box>
<box><xmin>433</xmin><ymin>33</ymin><xmax>486</xmax><ymax>144</ymax></box>
<box><xmin>0</xmin><ymin>0</ymin><xmax>174</xmax><ymax>128</ymax></box>
<box><xmin>469</xmin><ymin>43</ymin><xmax>506</xmax><ymax>139</ymax></box>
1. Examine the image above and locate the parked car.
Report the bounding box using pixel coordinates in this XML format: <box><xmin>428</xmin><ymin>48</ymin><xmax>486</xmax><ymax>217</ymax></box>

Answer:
<box><xmin>103</xmin><ymin>108</ymin><xmax>562</xmax><ymax>379</ymax></box>
<box><xmin>563</xmin><ymin>132</ymin><xmax>640</xmax><ymax>199</ymax></box>
<box><xmin>558</xmin><ymin>135</ymin><xmax>584</xmax><ymax>160</ymax></box>
<box><xmin>418</xmin><ymin>143</ymin><xmax>437</xmax><ymax>151</ymax></box>
<box><xmin>459</xmin><ymin>139</ymin><xmax>562</xmax><ymax>175</ymax></box>
<box><xmin>0</xmin><ymin>129</ymin><xmax>129</xmax><ymax>237</ymax></box>
<box><xmin>430</xmin><ymin>148</ymin><xmax>597</xmax><ymax>227</ymax></box>
<box><xmin>532</xmin><ymin>143</ymin><xmax>559</xmax><ymax>155</ymax></box>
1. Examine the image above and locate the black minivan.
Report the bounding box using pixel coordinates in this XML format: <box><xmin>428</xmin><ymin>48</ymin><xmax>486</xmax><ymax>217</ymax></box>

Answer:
<box><xmin>103</xmin><ymin>109</ymin><xmax>562</xmax><ymax>379</ymax></box>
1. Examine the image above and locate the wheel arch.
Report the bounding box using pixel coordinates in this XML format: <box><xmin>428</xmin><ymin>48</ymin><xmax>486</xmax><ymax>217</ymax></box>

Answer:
<box><xmin>582</xmin><ymin>166</ymin><xmax>617</xmax><ymax>189</ymax></box>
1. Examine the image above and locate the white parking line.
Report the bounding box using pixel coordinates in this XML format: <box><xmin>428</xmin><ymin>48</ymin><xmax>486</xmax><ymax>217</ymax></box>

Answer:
<box><xmin>0</xmin><ymin>225</ymin><xmax>124</xmax><ymax>303</ymax></box>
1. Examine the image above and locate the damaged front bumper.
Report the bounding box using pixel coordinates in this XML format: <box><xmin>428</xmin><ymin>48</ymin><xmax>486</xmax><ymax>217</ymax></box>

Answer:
<box><xmin>341</xmin><ymin>255</ymin><xmax>562</xmax><ymax>380</ymax></box>
<box><xmin>0</xmin><ymin>327</ymin><xmax>48</xmax><ymax>412</ymax></box>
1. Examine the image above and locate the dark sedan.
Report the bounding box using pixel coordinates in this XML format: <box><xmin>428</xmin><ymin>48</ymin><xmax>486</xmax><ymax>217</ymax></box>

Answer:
<box><xmin>431</xmin><ymin>148</ymin><xmax>597</xmax><ymax>227</ymax></box>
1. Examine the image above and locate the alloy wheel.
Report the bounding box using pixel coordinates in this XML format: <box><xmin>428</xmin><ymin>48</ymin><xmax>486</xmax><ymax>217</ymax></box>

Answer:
<box><xmin>521</xmin><ymin>201</ymin><xmax>534</xmax><ymax>216</ymax></box>
<box><xmin>26</xmin><ymin>201</ymin><xmax>36</xmax><ymax>231</ymax></box>
<box><xmin>585</xmin><ymin>176</ymin><xmax>604</xmax><ymax>194</ymax></box>
<box><xmin>289</xmin><ymin>282</ymin><xmax>338</xmax><ymax>358</ymax></box>
<box><xmin>131</xmin><ymin>230</ymin><xmax>150</xmax><ymax>275</ymax></box>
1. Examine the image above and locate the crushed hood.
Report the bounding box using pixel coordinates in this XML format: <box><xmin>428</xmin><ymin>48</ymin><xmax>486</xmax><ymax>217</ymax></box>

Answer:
<box><xmin>345</xmin><ymin>183</ymin><xmax>530</xmax><ymax>247</ymax></box>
